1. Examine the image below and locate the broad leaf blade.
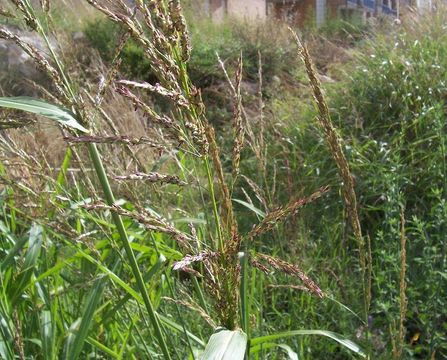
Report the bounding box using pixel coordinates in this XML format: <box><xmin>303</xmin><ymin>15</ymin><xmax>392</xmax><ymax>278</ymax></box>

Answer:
<box><xmin>200</xmin><ymin>329</ymin><xmax>247</xmax><ymax>360</ymax></box>
<box><xmin>0</xmin><ymin>97</ymin><xmax>88</xmax><ymax>133</ymax></box>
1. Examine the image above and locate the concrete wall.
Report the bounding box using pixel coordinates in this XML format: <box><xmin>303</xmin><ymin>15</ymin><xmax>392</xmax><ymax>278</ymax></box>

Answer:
<box><xmin>208</xmin><ymin>0</ymin><xmax>267</xmax><ymax>21</ymax></box>
<box><xmin>227</xmin><ymin>0</ymin><xmax>267</xmax><ymax>20</ymax></box>
<box><xmin>209</xmin><ymin>0</ymin><xmax>226</xmax><ymax>22</ymax></box>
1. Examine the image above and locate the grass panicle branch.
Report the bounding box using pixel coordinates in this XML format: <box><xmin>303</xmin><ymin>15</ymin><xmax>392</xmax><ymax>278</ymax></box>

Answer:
<box><xmin>231</xmin><ymin>54</ymin><xmax>245</xmax><ymax>186</ymax></box>
<box><xmin>63</xmin><ymin>135</ymin><xmax>166</xmax><ymax>149</ymax></box>
<box><xmin>252</xmin><ymin>253</ymin><xmax>324</xmax><ymax>298</ymax></box>
<box><xmin>249</xmin><ymin>186</ymin><xmax>329</xmax><ymax>239</ymax></box>
<box><xmin>82</xmin><ymin>202</ymin><xmax>194</xmax><ymax>251</ymax></box>
<box><xmin>113</xmin><ymin>171</ymin><xmax>186</xmax><ymax>186</ymax></box>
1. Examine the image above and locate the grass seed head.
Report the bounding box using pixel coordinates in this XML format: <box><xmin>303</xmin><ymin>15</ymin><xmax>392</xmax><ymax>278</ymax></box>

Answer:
<box><xmin>254</xmin><ymin>253</ymin><xmax>324</xmax><ymax>298</ymax></box>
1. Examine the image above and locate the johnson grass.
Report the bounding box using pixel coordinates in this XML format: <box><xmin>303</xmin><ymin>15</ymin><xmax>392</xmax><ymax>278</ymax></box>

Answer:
<box><xmin>0</xmin><ymin>1</ymin><xmax>446</xmax><ymax>359</ymax></box>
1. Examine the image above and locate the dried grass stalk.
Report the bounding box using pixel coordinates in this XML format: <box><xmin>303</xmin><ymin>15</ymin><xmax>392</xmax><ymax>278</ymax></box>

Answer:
<box><xmin>0</xmin><ymin>7</ymin><xmax>15</xmax><ymax>18</ymax></box>
<box><xmin>117</xmin><ymin>80</ymin><xmax>190</xmax><ymax>108</ymax></box>
<box><xmin>39</xmin><ymin>0</ymin><xmax>49</xmax><ymax>13</ymax></box>
<box><xmin>0</xmin><ymin>117</ymin><xmax>35</xmax><ymax>130</ymax></box>
<box><xmin>268</xmin><ymin>284</ymin><xmax>310</xmax><ymax>293</ymax></box>
<box><xmin>231</xmin><ymin>54</ymin><xmax>244</xmax><ymax>184</ymax></box>
<box><xmin>0</xmin><ymin>28</ymin><xmax>67</xmax><ymax>100</ymax></box>
<box><xmin>205</xmin><ymin>124</ymin><xmax>235</xmax><ymax>234</ymax></box>
<box><xmin>292</xmin><ymin>31</ymin><xmax>363</xmax><ymax>246</ymax></box>
<box><xmin>116</xmin><ymin>86</ymin><xmax>185</xmax><ymax>141</ymax></box>
<box><xmin>64</xmin><ymin>135</ymin><xmax>165</xmax><ymax>149</ymax></box>
<box><xmin>114</xmin><ymin>171</ymin><xmax>186</xmax><ymax>186</ymax></box>
<box><xmin>168</xmin><ymin>0</ymin><xmax>191</xmax><ymax>62</ymax></box>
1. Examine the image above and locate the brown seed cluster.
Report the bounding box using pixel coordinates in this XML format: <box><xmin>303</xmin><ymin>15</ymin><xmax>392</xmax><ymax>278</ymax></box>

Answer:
<box><xmin>253</xmin><ymin>253</ymin><xmax>324</xmax><ymax>298</ymax></box>
<box><xmin>249</xmin><ymin>186</ymin><xmax>329</xmax><ymax>239</ymax></box>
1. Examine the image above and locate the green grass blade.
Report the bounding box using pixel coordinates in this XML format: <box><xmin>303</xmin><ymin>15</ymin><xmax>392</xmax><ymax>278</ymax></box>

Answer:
<box><xmin>250</xmin><ymin>343</ymin><xmax>298</xmax><ymax>359</ymax></box>
<box><xmin>232</xmin><ymin>199</ymin><xmax>266</xmax><ymax>218</ymax></box>
<box><xmin>57</xmin><ymin>147</ymin><xmax>72</xmax><ymax>188</ymax></box>
<box><xmin>40</xmin><ymin>310</ymin><xmax>56</xmax><ymax>360</ymax></box>
<box><xmin>0</xmin><ymin>97</ymin><xmax>88</xmax><ymax>133</ymax></box>
<box><xmin>250</xmin><ymin>330</ymin><xmax>366</xmax><ymax>357</ymax></box>
<box><xmin>0</xmin><ymin>300</ymin><xmax>14</xmax><ymax>359</ymax></box>
<box><xmin>102</xmin><ymin>254</ymin><xmax>166</xmax><ymax>322</ymax></box>
<box><xmin>239</xmin><ymin>252</ymin><xmax>249</xmax><ymax>336</ymax></box>
<box><xmin>86</xmin><ymin>337</ymin><xmax>120</xmax><ymax>359</ymax></box>
<box><xmin>158</xmin><ymin>315</ymin><xmax>205</xmax><ymax>348</ymax></box>
<box><xmin>0</xmin><ymin>223</ymin><xmax>28</xmax><ymax>271</ymax></box>
<box><xmin>64</xmin><ymin>277</ymin><xmax>107</xmax><ymax>360</ymax></box>
<box><xmin>87</xmin><ymin>143</ymin><xmax>172</xmax><ymax>359</ymax></box>
<box><xmin>10</xmin><ymin>224</ymin><xmax>43</xmax><ymax>303</ymax></box>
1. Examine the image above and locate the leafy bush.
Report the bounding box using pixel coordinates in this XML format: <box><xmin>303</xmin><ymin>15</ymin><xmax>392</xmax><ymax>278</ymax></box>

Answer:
<box><xmin>84</xmin><ymin>17</ymin><xmax>296</xmax><ymax>86</ymax></box>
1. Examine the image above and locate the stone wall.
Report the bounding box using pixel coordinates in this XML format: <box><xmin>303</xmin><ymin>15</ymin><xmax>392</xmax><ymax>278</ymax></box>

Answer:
<box><xmin>0</xmin><ymin>26</ymin><xmax>57</xmax><ymax>95</ymax></box>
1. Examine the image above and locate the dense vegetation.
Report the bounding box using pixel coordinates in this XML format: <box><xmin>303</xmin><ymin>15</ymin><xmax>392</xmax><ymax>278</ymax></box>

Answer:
<box><xmin>0</xmin><ymin>1</ymin><xmax>446</xmax><ymax>359</ymax></box>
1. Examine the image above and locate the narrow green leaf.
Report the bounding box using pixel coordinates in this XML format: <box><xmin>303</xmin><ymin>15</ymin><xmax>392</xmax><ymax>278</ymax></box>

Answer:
<box><xmin>86</xmin><ymin>337</ymin><xmax>120</xmax><ymax>359</ymax></box>
<box><xmin>158</xmin><ymin>315</ymin><xmax>205</xmax><ymax>347</ymax></box>
<box><xmin>0</xmin><ymin>300</ymin><xmax>15</xmax><ymax>359</ymax></box>
<box><xmin>233</xmin><ymin>199</ymin><xmax>266</xmax><ymax>218</ymax></box>
<box><xmin>250</xmin><ymin>342</ymin><xmax>298</xmax><ymax>359</ymax></box>
<box><xmin>200</xmin><ymin>328</ymin><xmax>247</xmax><ymax>360</ymax></box>
<box><xmin>239</xmin><ymin>252</ymin><xmax>249</xmax><ymax>335</ymax></box>
<box><xmin>10</xmin><ymin>224</ymin><xmax>43</xmax><ymax>303</ymax></box>
<box><xmin>102</xmin><ymin>254</ymin><xmax>166</xmax><ymax>321</ymax></box>
<box><xmin>0</xmin><ymin>222</ymin><xmax>28</xmax><ymax>271</ymax></box>
<box><xmin>0</xmin><ymin>97</ymin><xmax>88</xmax><ymax>133</ymax></box>
<box><xmin>250</xmin><ymin>330</ymin><xmax>366</xmax><ymax>358</ymax></box>
<box><xmin>64</xmin><ymin>277</ymin><xmax>107</xmax><ymax>360</ymax></box>
<box><xmin>40</xmin><ymin>310</ymin><xmax>56</xmax><ymax>360</ymax></box>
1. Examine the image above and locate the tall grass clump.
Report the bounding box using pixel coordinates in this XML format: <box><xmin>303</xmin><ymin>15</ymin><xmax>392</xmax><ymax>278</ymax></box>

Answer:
<box><xmin>0</xmin><ymin>0</ymin><xmax>366</xmax><ymax>359</ymax></box>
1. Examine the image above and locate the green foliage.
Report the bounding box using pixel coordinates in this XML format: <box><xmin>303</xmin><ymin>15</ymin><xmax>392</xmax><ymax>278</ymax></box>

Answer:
<box><xmin>330</xmin><ymin>13</ymin><xmax>447</xmax><ymax>358</ymax></box>
<box><xmin>84</xmin><ymin>17</ymin><xmax>296</xmax><ymax>86</ymax></box>
<box><xmin>84</xmin><ymin>18</ymin><xmax>153</xmax><ymax>80</ymax></box>
<box><xmin>317</xmin><ymin>17</ymin><xmax>370</xmax><ymax>44</ymax></box>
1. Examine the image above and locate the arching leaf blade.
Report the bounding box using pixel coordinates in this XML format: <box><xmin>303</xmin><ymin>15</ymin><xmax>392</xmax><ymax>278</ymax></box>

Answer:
<box><xmin>250</xmin><ymin>330</ymin><xmax>366</xmax><ymax>358</ymax></box>
<box><xmin>0</xmin><ymin>97</ymin><xmax>88</xmax><ymax>133</ymax></box>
